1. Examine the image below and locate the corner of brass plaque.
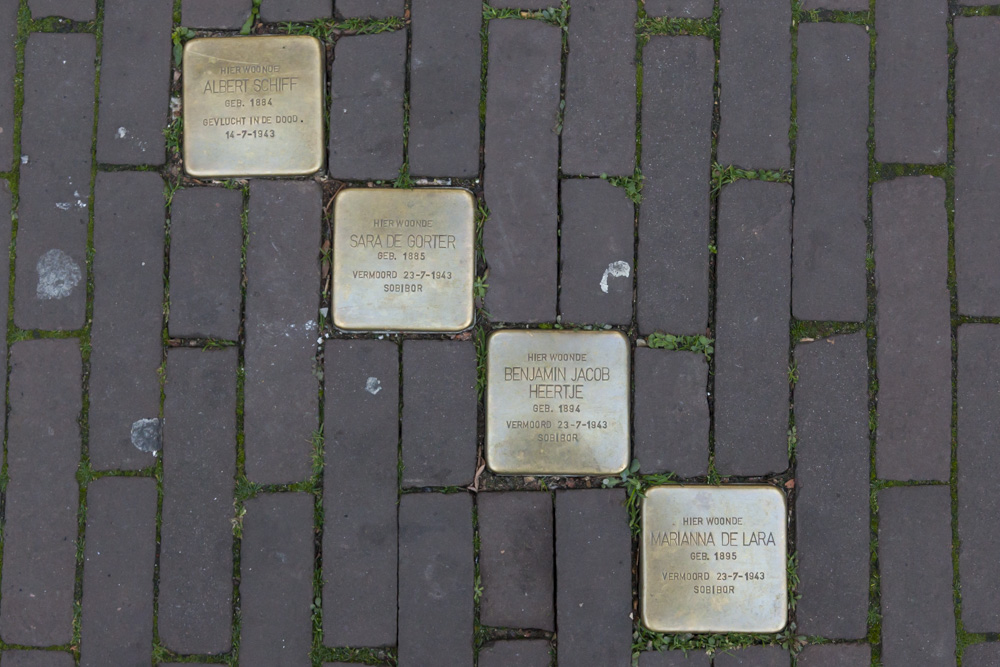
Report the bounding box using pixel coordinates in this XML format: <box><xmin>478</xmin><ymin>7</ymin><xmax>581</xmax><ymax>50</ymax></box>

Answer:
<box><xmin>182</xmin><ymin>35</ymin><xmax>324</xmax><ymax>178</ymax></box>
<box><xmin>640</xmin><ymin>485</ymin><xmax>788</xmax><ymax>634</ymax></box>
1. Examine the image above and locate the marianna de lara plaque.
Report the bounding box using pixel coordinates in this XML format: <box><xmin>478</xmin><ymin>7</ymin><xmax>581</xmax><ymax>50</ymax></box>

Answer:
<box><xmin>486</xmin><ymin>330</ymin><xmax>630</xmax><ymax>475</ymax></box>
<box><xmin>332</xmin><ymin>188</ymin><xmax>475</xmax><ymax>332</ymax></box>
<box><xmin>641</xmin><ymin>486</ymin><xmax>787</xmax><ymax>633</ymax></box>
<box><xmin>183</xmin><ymin>36</ymin><xmax>324</xmax><ymax>177</ymax></box>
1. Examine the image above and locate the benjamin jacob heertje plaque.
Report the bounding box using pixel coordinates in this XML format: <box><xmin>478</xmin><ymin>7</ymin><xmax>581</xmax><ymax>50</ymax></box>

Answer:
<box><xmin>485</xmin><ymin>330</ymin><xmax>630</xmax><ymax>476</ymax></box>
<box><xmin>182</xmin><ymin>35</ymin><xmax>324</xmax><ymax>177</ymax></box>
<box><xmin>332</xmin><ymin>188</ymin><xmax>475</xmax><ymax>332</ymax></box>
<box><xmin>641</xmin><ymin>485</ymin><xmax>788</xmax><ymax>633</ymax></box>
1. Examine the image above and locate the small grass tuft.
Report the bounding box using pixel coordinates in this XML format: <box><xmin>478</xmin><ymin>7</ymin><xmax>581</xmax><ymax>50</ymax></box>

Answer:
<box><xmin>646</xmin><ymin>332</ymin><xmax>714</xmax><ymax>359</ymax></box>
<box><xmin>601</xmin><ymin>169</ymin><xmax>645</xmax><ymax>204</ymax></box>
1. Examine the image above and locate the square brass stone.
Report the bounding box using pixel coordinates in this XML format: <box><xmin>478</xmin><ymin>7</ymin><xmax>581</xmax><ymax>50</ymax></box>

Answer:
<box><xmin>486</xmin><ymin>330</ymin><xmax>630</xmax><ymax>475</ymax></box>
<box><xmin>332</xmin><ymin>188</ymin><xmax>475</xmax><ymax>332</ymax></box>
<box><xmin>183</xmin><ymin>36</ymin><xmax>324</xmax><ymax>177</ymax></box>
<box><xmin>641</xmin><ymin>485</ymin><xmax>788</xmax><ymax>633</ymax></box>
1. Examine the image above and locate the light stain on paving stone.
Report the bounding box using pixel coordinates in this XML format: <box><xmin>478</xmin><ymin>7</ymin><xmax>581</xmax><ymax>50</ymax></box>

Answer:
<box><xmin>641</xmin><ymin>486</ymin><xmax>787</xmax><ymax>633</ymax></box>
<box><xmin>129</xmin><ymin>418</ymin><xmax>161</xmax><ymax>454</ymax></box>
<box><xmin>35</xmin><ymin>248</ymin><xmax>82</xmax><ymax>300</ymax></box>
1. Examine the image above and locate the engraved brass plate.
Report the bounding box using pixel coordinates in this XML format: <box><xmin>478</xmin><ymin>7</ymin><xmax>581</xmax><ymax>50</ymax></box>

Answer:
<box><xmin>486</xmin><ymin>330</ymin><xmax>630</xmax><ymax>475</ymax></box>
<box><xmin>641</xmin><ymin>486</ymin><xmax>787</xmax><ymax>633</ymax></box>
<box><xmin>332</xmin><ymin>188</ymin><xmax>475</xmax><ymax>332</ymax></box>
<box><xmin>183</xmin><ymin>36</ymin><xmax>324</xmax><ymax>177</ymax></box>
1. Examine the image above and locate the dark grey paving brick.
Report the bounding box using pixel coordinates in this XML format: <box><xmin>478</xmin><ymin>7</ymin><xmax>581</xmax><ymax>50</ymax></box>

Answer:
<box><xmin>328</xmin><ymin>31</ymin><xmax>405</xmax><ymax>181</ymax></box>
<box><xmin>633</xmin><ymin>348</ymin><xmax>708</xmax><ymax>477</ymax></box>
<box><xmin>964</xmin><ymin>644</ymin><xmax>1000</xmax><ymax>667</ymax></box>
<box><xmin>81</xmin><ymin>478</ymin><xmax>156</xmax><ymax>667</ymax></box>
<box><xmin>96</xmin><ymin>0</ymin><xmax>171</xmax><ymax>165</ymax></box>
<box><xmin>409</xmin><ymin>0</ymin><xmax>480</xmax><ymax>178</ymax></box>
<box><xmin>874</xmin><ymin>0</ymin><xmax>948</xmax><ymax>164</ymax></box>
<box><xmin>562</xmin><ymin>0</ymin><xmax>636</xmax><ymax>176</ymax></box>
<box><xmin>958</xmin><ymin>324</ymin><xmax>1000</xmax><ymax>632</ymax></box>
<box><xmin>323</xmin><ymin>339</ymin><xmax>398</xmax><ymax>647</ymax></box>
<box><xmin>244</xmin><ymin>180</ymin><xmax>321</xmax><ymax>484</ymax></box>
<box><xmin>14</xmin><ymin>34</ymin><xmax>94</xmax><ymax>331</ymax></box>
<box><xmin>182</xmin><ymin>0</ymin><xmax>251</xmax><ymax>28</ymax></box>
<box><xmin>398</xmin><ymin>493</ymin><xmax>474</xmax><ymax>666</ymax></box>
<box><xmin>89</xmin><ymin>172</ymin><xmax>164</xmax><ymax>471</ymax></box>
<box><xmin>556</xmin><ymin>489</ymin><xmax>631</xmax><ymax>667</ymax></box>
<box><xmin>955</xmin><ymin>18</ymin><xmax>1000</xmax><ymax>316</ymax></box>
<box><xmin>879</xmin><ymin>486</ymin><xmax>956</xmax><ymax>666</ymax></box>
<box><xmin>402</xmin><ymin>340</ymin><xmax>476</xmax><ymax>486</ymax></box>
<box><xmin>714</xmin><ymin>181</ymin><xmax>791</xmax><ymax>476</ymax></box>
<box><xmin>643</xmin><ymin>0</ymin><xmax>713</xmax><ymax>18</ymax></box>
<box><xmin>478</xmin><ymin>640</ymin><xmax>552</xmax><ymax>667</ymax></box>
<box><xmin>29</xmin><ymin>0</ymin><xmax>94</xmax><ymax>20</ymax></box>
<box><xmin>717</xmin><ymin>0</ymin><xmax>791</xmax><ymax>168</ymax></box>
<box><xmin>559</xmin><ymin>178</ymin><xmax>633</xmax><ymax>325</ymax></box>
<box><xmin>168</xmin><ymin>187</ymin><xmax>243</xmax><ymax>340</ymax></box>
<box><xmin>260</xmin><ymin>0</ymin><xmax>331</xmax><ymax>22</ymax></box>
<box><xmin>0</xmin><ymin>183</ymin><xmax>9</xmax><ymax>444</ymax></box>
<box><xmin>714</xmin><ymin>647</ymin><xmax>790</xmax><ymax>667</ymax></box>
<box><xmin>0</xmin><ymin>0</ymin><xmax>15</xmax><ymax>171</ymax></box>
<box><xmin>0</xmin><ymin>340</ymin><xmax>80</xmax><ymax>646</ymax></box>
<box><xmin>159</xmin><ymin>348</ymin><xmax>237</xmax><ymax>654</ymax></box>
<box><xmin>873</xmin><ymin>177</ymin><xmax>951</xmax><ymax>481</ymax></box>
<box><xmin>795</xmin><ymin>333</ymin><xmax>869</xmax><ymax>638</ymax></box>
<box><xmin>2</xmin><ymin>652</ymin><xmax>75</xmax><ymax>667</ymax></box>
<box><xmin>478</xmin><ymin>492</ymin><xmax>554</xmax><ymax>630</ymax></box>
<box><xmin>639</xmin><ymin>651</ymin><xmax>710</xmax><ymax>667</ymax></box>
<box><xmin>241</xmin><ymin>493</ymin><xmax>314</xmax><ymax>667</ymax></box>
<box><xmin>336</xmin><ymin>0</ymin><xmax>403</xmax><ymax>17</ymax></box>
<box><xmin>792</xmin><ymin>24</ymin><xmax>869</xmax><ymax>322</ymax></box>
<box><xmin>637</xmin><ymin>36</ymin><xmax>713</xmax><ymax>335</ymax></box>
<box><xmin>797</xmin><ymin>645</ymin><xmax>872</xmax><ymax>667</ymax></box>
<box><xmin>483</xmin><ymin>20</ymin><xmax>561</xmax><ymax>323</ymax></box>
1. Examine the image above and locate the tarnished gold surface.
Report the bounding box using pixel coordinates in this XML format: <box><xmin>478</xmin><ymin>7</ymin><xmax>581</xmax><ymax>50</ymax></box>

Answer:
<box><xmin>183</xmin><ymin>36</ymin><xmax>324</xmax><ymax>177</ymax></box>
<box><xmin>332</xmin><ymin>188</ymin><xmax>475</xmax><ymax>332</ymax></box>
<box><xmin>641</xmin><ymin>486</ymin><xmax>788</xmax><ymax>633</ymax></box>
<box><xmin>486</xmin><ymin>330</ymin><xmax>630</xmax><ymax>475</ymax></box>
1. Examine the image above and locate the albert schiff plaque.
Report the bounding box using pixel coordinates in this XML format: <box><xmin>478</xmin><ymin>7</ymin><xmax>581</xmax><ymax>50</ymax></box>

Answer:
<box><xmin>486</xmin><ymin>330</ymin><xmax>630</xmax><ymax>475</ymax></box>
<box><xmin>183</xmin><ymin>36</ymin><xmax>324</xmax><ymax>177</ymax></box>
<box><xmin>641</xmin><ymin>486</ymin><xmax>787</xmax><ymax>633</ymax></box>
<box><xmin>332</xmin><ymin>188</ymin><xmax>475</xmax><ymax>332</ymax></box>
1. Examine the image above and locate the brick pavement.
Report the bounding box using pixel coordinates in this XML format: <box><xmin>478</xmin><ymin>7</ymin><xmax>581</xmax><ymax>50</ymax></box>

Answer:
<box><xmin>0</xmin><ymin>2</ymin><xmax>997</xmax><ymax>666</ymax></box>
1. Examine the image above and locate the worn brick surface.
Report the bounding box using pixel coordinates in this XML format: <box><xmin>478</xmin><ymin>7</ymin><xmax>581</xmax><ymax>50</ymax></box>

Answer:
<box><xmin>633</xmin><ymin>348</ymin><xmax>708</xmax><ymax>477</ymax></box>
<box><xmin>556</xmin><ymin>489</ymin><xmax>631</xmax><ymax>667</ymax></box>
<box><xmin>638</xmin><ymin>36</ymin><xmax>713</xmax><ymax>335</ymax></box>
<box><xmin>643</xmin><ymin>0</ymin><xmax>713</xmax><ymax>17</ymax></box>
<box><xmin>96</xmin><ymin>0</ymin><xmax>172</xmax><ymax>165</ymax></box>
<box><xmin>795</xmin><ymin>334</ymin><xmax>869</xmax><ymax>638</ymax></box>
<box><xmin>797</xmin><ymin>645</ymin><xmax>872</xmax><ymax>667</ymax></box>
<box><xmin>955</xmin><ymin>19</ymin><xmax>1000</xmax><ymax>316</ymax></box>
<box><xmin>159</xmin><ymin>348</ymin><xmax>237</xmax><ymax>654</ymax></box>
<box><xmin>168</xmin><ymin>187</ymin><xmax>243</xmax><ymax>340</ymax></box>
<box><xmin>0</xmin><ymin>183</ymin><xmax>9</xmax><ymax>444</ymax></box>
<box><xmin>714</xmin><ymin>647</ymin><xmax>790</xmax><ymax>666</ymax></box>
<box><xmin>964</xmin><ymin>644</ymin><xmax>1000</xmax><ymax>666</ymax></box>
<box><xmin>409</xmin><ymin>0</ymin><xmax>480</xmax><ymax>177</ymax></box>
<box><xmin>478</xmin><ymin>640</ymin><xmax>552</xmax><ymax>667</ymax></box>
<box><xmin>874</xmin><ymin>177</ymin><xmax>951</xmax><ymax>481</ymax></box>
<box><xmin>2</xmin><ymin>652</ymin><xmax>75</xmax><ymax>667</ymax></box>
<box><xmin>328</xmin><ymin>31</ymin><xmax>405</xmax><ymax>181</ymax></box>
<box><xmin>717</xmin><ymin>0</ymin><xmax>791</xmax><ymax>168</ymax></box>
<box><xmin>559</xmin><ymin>179</ymin><xmax>633</xmax><ymax>325</ymax></box>
<box><xmin>792</xmin><ymin>24</ymin><xmax>869</xmax><ymax>322</ymax></box>
<box><xmin>241</xmin><ymin>494</ymin><xmax>314</xmax><ymax>666</ymax></box>
<box><xmin>714</xmin><ymin>181</ymin><xmax>791</xmax><ymax>476</ymax></box>
<box><xmin>15</xmin><ymin>34</ymin><xmax>94</xmax><ymax>331</ymax></box>
<box><xmin>89</xmin><ymin>172</ymin><xmax>164</xmax><ymax>470</ymax></box>
<box><xmin>958</xmin><ymin>324</ymin><xmax>1000</xmax><ymax>632</ymax></box>
<box><xmin>81</xmin><ymin>478</ymin><xmax>157</xmax><ymax>667</ymax></box>
<box><xmin>402</xmin><ymin>340</ymin><xmax>476</xmax><ymax>486</ymax></box>
<box><xmin>874</xmin><ymin>0</ymin><xmax>948</xmax><ymax>164</ymax></box>
<box><xmin>483</xmin><ymin>21</ymin><xmax>561</xmax><ymax>322</ymax></box>
<box><xmin>398</xmin><ymin>493</ymin><xmax>474</xmax><ymax>666</ymax></box>
<box><xmin>244</xmin><ymin>180</ymin><xmax>320</xmax><ymax>484</ymax></box>
<box><xmin>562</xmin><ymin>0</ymin><xmax>636</xmax><ymax>176</ymax></box>
<box><xmin>323</xmin><ymin>339</ymin><xmax>398</xmax><ymax>647</ymax></box>
<box><xmin>0</xmin><ymin>340</ymin><xmax>80</xmax><ymax>646</ymax></box>
<box><xmin>0</xmin><ymin>0</ymin><xmax>15</xmax><ymax>170</ymax></box>
<box><xmin>260</xmin><ymin>0</ymin><xmax>331</xmax><ymax>21</ymax></box>
<box><xmin>336</xmin><ymin>0</ymin><xmax>403</xmax><ymax>17</ymax></box>
<box><xmin>181</xmin><ymin>0</ymin><xmax>251</xmax><ymax>28</ymax></box>
<box><xmin>639</xmin><ymin>651</ymin><xmax>711</xmax><ymax>667</ymax></box>
<box><xmin>879</xmin><ymin>486</ymin><xmax>956</xmax><ymax>666</ymax></box>
<box><xmin>29</xmin><ymin>0</ymin><xmax>94</xmax><ymax>20</ymax></box>
<box><xmin>478</xmin><ymin>492</ymin><xmax>554</xmax><ymax>630</ymax></box>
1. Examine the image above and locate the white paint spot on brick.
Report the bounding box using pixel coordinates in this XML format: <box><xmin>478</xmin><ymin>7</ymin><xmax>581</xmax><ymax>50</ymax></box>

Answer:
<box><xmin>116</xmin><ymin>126</ymin><xmax>127</xmax><ymax>139</ymax></box>
<box><xmin>36</xmin><ymin>249</ymin><xmax>82</xmax><ymax>300</ymax></box>
<box><xmin>130</xmin><ymin>418</ymin><xmax>161</xmax><ymax>455</ymax></box>
<box><xmin>599</xmin><ymin>260</ymin><xmax>631</xmax><ymax>294</ymax></box>
<box><xmin>365</xmin><ymin>377</ymin><xmax>383</xmax><ymax>395</ymax></box>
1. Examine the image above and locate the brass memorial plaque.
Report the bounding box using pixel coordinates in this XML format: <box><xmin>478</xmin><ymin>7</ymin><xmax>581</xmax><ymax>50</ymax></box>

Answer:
<box><xmin>183</xmin><ymin>36</ymin><xmax>324</xmax><ymax>177</ymax></box>
<box><xmin>641</xmin><ymin>486</ymin><xmax>787</xmax><ymax>633</ymax></box>
<box><xmin>486</xmin><ymin>330</ymin><xmax>630</xmax><ymax>475</ymax></box>
<box><xmin>332</xmin><ymin>188</ymin><xmax>475</xmax><ymax>332</ymax></box>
